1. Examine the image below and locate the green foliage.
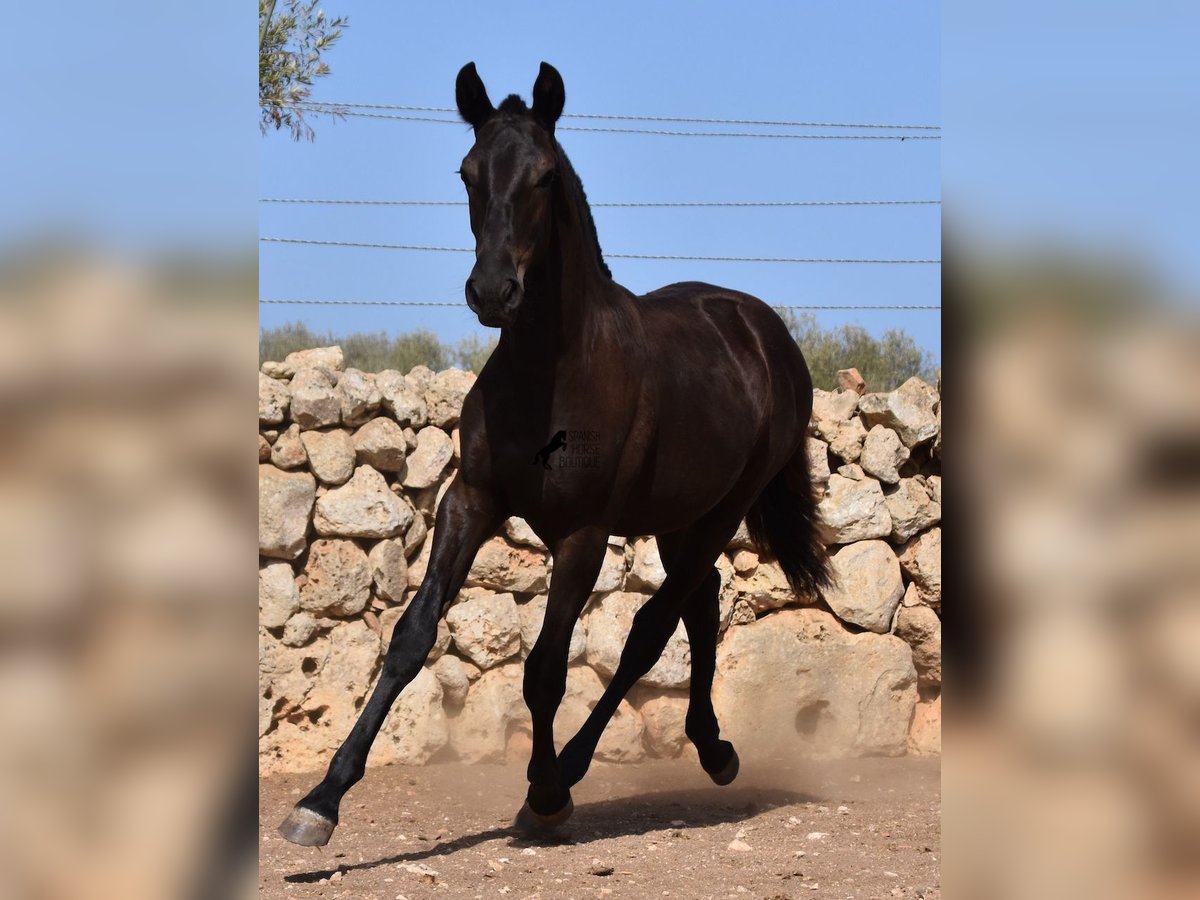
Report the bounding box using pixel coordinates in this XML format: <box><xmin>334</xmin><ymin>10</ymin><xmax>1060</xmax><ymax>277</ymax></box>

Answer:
<box><xmin>260</xmin><ymin>316</ymin><xmax>934</xmax><ymax>390</ymax></box>
<box><xmin>259</xmin><ymin>0</ymin><xmax>348</xmax><ymax>141</ymax></box>
<box><xmin>260</xmin><ymin>322</ymin><xmax>498</xmax><ymax>373</ymax></box>
<box><xmin>454</xmin><ymin>334</ymin><xmax>498</xmax><ymax>373</ymax></box>
<box><xmin>777</xmin><ymin>311</ymin><xmax>938</xmax><ymax>392</ymax></box>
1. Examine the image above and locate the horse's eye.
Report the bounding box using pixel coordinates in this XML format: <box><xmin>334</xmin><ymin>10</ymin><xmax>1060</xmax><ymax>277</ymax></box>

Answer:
<box><xmin>536</xmin><ymin>170</ymin><xmax>556</xmax><ymax>190</ymax></box>
<box><xmin>458</xmin><ymin>170</ymin><xmax>474</xmax><ymax>189</ymax></box>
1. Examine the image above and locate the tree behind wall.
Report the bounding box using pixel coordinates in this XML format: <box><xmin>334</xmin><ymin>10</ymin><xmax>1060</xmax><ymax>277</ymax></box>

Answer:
<box><xmin>779</xmin><ymin>311</ymin><xmax>937</xmax><ymax>393</ymax></box>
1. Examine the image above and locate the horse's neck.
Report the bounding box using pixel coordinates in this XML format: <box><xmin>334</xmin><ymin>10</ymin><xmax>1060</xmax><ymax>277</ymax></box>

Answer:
<box><xmin>505</xmin><ymin>198</ymin><xmax>629</xmax><ymax>368</ymax></box>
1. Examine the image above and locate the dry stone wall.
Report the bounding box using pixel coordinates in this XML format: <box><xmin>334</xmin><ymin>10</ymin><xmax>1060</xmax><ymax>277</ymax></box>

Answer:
<box><xmin>259</xmin><ymin>346</ymin><xmax>942</xmax><ymax>774</ymax></box>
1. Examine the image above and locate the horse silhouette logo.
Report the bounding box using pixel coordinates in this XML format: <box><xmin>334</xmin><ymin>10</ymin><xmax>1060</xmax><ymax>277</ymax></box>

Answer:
<box><xmin>533</xmin><ymin>430</ymin><xmax>568</xmax><ymax>469</ymax></box>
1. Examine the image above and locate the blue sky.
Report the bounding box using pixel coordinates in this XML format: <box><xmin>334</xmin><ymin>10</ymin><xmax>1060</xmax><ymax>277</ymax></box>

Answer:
<box><xmin>259</xmin><ymin>2</ymin><xmax>942</xmax><ymax>360</ymax></box>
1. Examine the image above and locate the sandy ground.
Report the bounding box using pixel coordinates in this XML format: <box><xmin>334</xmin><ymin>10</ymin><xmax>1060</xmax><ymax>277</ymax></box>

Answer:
<box><xmin>260</xmin><ymin>755</ymin><xmax>940</xmax><ymax>899</ymax></box>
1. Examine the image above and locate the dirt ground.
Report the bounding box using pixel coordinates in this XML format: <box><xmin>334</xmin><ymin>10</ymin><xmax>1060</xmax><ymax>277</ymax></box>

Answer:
<box><xmin>260</xmin><ymin>755</ymin><xmax>940</xmax><ymax>900</ymax></box>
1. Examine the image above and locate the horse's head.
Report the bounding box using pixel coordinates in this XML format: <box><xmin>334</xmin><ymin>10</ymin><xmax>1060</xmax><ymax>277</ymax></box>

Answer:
<box><xmin>455</xmin><ymin>62</ymin><xmax>565</xmax><ymax>327</ymax></box>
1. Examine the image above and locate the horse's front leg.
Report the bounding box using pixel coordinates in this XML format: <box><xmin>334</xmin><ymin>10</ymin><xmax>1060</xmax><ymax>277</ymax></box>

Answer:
<box><xmin>518</xmin><ymin>527</ymin><xmax>608</xmax><ymax>828</ymax></box>
<box><xmin>278</xmin><ymin>478</ymin><xmax>502</xmax><ymax>846</ymax></box>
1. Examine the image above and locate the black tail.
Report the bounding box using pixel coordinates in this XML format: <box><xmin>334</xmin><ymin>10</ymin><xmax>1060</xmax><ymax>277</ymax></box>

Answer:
<box><xmin>746</xmin><ymin>440</ymin><xmax>832</xmax><ymax>599</ymax></box>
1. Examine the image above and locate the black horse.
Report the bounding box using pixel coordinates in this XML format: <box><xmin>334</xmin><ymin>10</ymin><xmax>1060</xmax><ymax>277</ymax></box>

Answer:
<box><xmin>279</xmin><ymin>62</ymin><xmax>830</xmax><ymax>847</ymax></box>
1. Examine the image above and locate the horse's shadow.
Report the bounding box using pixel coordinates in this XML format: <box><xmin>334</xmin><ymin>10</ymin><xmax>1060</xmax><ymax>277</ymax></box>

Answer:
<box><xmin>283</xmin><ymin>784</ymin><xmax>820</xmax><ymax>883</ymax></box>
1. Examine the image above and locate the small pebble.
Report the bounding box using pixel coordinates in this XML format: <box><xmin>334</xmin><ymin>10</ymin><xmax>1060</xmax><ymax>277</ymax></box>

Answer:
<box><xmin>727</xmin><ymin>840</ymin><xmax>752</xmax><ymax>852</ymax></box>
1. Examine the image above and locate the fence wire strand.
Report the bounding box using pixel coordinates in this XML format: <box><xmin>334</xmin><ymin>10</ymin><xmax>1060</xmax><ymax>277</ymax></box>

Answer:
<box><xmin>260</xmin><ymin>197</ymin><xmax>941</xmax><ymax>208</ymax></box>
<box><xmin>260</xmin><ymin>236</ymin><xmax>939</xmax><ymax>265</ymax></box>
<box><xmin>260</xmin><ymin>298</ymin><xmax>941</xmax><ymax>310</ymax></box>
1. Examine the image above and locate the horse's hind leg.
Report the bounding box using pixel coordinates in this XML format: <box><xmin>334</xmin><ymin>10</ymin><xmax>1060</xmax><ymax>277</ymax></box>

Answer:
<box><xmin>680</xmin><ymin>569</ymin><xmax>739</xmax><ymax>784</ymax></box>
<box><xmin>278</xmin><ymin>479</ymin><xmax>501</xmax><ymax>846</ymax></box>
<box><xmin>557</xmin><ymin>516</ymin><xmax>741</xmax><ymax>789</ymax></box>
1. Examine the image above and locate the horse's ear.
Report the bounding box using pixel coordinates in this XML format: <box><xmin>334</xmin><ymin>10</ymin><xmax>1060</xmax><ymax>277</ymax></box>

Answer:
<box><xmin>456</xmin><ymin>62</ymin><xmax>494</xmax><ymax>129</ymax></box>
<box><xmin>531</xmin><ymin>62</ymin><xmax>565</xmax><ymax>133</ymax></box>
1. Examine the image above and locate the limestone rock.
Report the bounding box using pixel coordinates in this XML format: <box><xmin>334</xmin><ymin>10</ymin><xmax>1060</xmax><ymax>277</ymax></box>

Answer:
<box><xmin>727</xmin><ymin>520</ymin><xmax>756</xmax><ymax>551</ymax></box>
<box><xmin>884</xmin><ymin>477</ymin><xmax>941</xmax><ymax>543</ymax></box>
<box><xmin>407</xmin><ymin>528</ymin><xmax>433</xmax><ymax>589</ymax></box>
<box><xmin>337</xmin><ymin>368</ymin><xmax>381</xmax><ymax>426</ymax></box>
<box><xmin>627</xmin><ymin>537</ymin><xmax>666</xmax><ymax>592</ymax></box>
<box><xmin>314</xmin><ymin>465</ymin><xmax>413</xmax><ymax>539</ymax></box>
<box><xmin>448</xmin><ymin>663</ymin><xmax>528</xmax><ymax>763</ymax></box>
<box><xmin>466</xmin><ymin>537</ymin><xmax>549</xmax><ymax>594</ymax></box>
<box><xmin>828</xmin><ymin>417</ymin><xmax>867</xmax><ymax>463</ymax></box>
<box><xmin>403</xmin><ymin>515</ymin><xmax>427</xmax><ymax>559</ymax></box>
<box><xmin>371</xmin><ymin>667</ymin><xmax>449</xmax><ymax>766</ymax></box>
<box><xmin>732</xmin><ymin>550</ymin><xmax>759</xmax><ymax>576</ymax></box>
<box><xmin>517</xmin><ymin>594</ymin><xmax>587</xmax><ymax>663</ymax></box>
<box><xmin>504</xmin><ymin>516</ymin><xmax>547</xmax><ymax>550</ymax></box>
<box><xmin>259</xmin><ymin>628</ymin><xmax>328</xmax><ymax>732</ymax></box>
<box><xmin>817</xmin><ymin>474</ymin><xmax>891</xmax><ymax>544</ymax></box>
<box><xmin>908</xmin><ymin>695</ymin><xmax>940</xmax><ymax>755</ymax></box>
<box><xmin>859</xmin><ymin>425</ymin><xmax>909</xmax><ymax>484</ymax></box>
<box><xmin>259</xmin><ymin>561</ymin><xmax>299</xmax><ymax>628</ymax></box>
<box><xmin>355</xmin><ymin>421</ymin><xmax>406</xmax><ymax>473</ymax></box>
<box><xmin>426</xmin><ymin>367</ymin><xmax>476</xmax><ymax>429</ymax></box>
<box><xmin>401</xmin><ymin>364</ymin><xmax>431</xmax><ymax>391</ymax></box>
<box><xmin>807</xmin><ymin>437</ymin><xmax>831</xmax><ymax>485</ymax></box>
<box><xmin>858</xmin><ymin>377</ymin><xmax>939</xmax><ymax>448</ymax></box>
<box><xmin>258</xmin><ymin>433</ymin><xmax>270</xmax><ymax>462</ymax></box>
<box><xmin>280</xmin><ymin>346</ymin><xmax>344</xmax><ymax>377</ymax></box>
<box><xmin>810</xmin><ymin>388</ymin><xmax>860</xmax><ymax>440</ymax></box>
<box><xmin>430</xmin><ymin>654</ymin><xmax>470</xmax><ymax>707</ymax></box>
<box><xmin>299</xmin><ymin>538</ymin><xmax>371</xmax><ymax>617</ymax></box>
<box><xmin>289</xmin><ymin>366</ymin><xmax>341</xmax><ymax>429</ymax></box>
<box><xmin>731</xmin><ymin>558</ymin><xmax>800</xmax><ymax>613</ymax></box>
<box><xmin>894</xmin><ymin>604</ymin><xmax>941</xmax><ymax>688</ymax></box>
<box><xmin>258</xmin><ymin>465</ymin><xmax>315</xmax><ymax>560</ymax></box>
<box><xmin>712</xmin><ymin>608</ymin><xmax>917</xmax><ymax>757</ymax></box>
<box><xmin>554</xmin><ymin>666</ymin><xmax>646</xmax><ymax>763</ymax></box>
<box><xmin>270</xmin><ymin>423</ymin><xmax>307</xmax><ymax>469</ymax></box>
<box><xmin>375</xmin><ymin>369</ymin><xmax>429</xmax><ymax>428</ymax></box>
<box><xmin>300</xmin><ymin>429</ymin><xmax>356</xmax><ymax>486</ymax></box>
<box><xmin>637</xmin><ymin>692</ymin><xmax>689</xmax><ymax>758</ymax></box>
<box><xmin>281</xmin><ymin>610</ymin><xmax>318</xmax><ymax>647</ymax></box>
<box><xmin>402</xmin><ymin>426</ymin><xmax>454</xmax><ymax>489</ymax></box>
<box><xmin>367</xmin><ymin>537</ymin><xmax>408</xmax><ymax>603</ymax></box>
<box><xmin>824</xmin><ymin>540</ymin><xmax>905</xmax><ymax>633</ymax></box>
<box><xmin>836</xmin><ymin>368</ymin><xmax>866</xmax><ymax>395</ymax></box>
<box><xmin>899</xmin><ymin>528</ymin><xmax>941</xmax><ymax>608</ymax></box>
<box><xmin>594</xmin><ymin>543</ymin><xmax>627</xmax><ymax>592</ymax></box>
<box><xmin>258</xmin><ymin>372</ymin><xmax>290</xmax><ymax>425</ymax></box>
<box><xmin>446</xmin><ymin>589</ymin><xmax>522</xmax><ymax>669</ymax></box>
<box><xmin>584</xmin><ymin>591</ymin><xmax>690</xmax><ymax>689</ymax></box>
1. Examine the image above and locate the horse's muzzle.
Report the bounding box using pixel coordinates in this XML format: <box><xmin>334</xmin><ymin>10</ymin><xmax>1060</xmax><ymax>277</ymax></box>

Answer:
<box><xmin>465</xmin><ymin>275</ymin><xmax>522</xmax><ymax>327</ymax></box>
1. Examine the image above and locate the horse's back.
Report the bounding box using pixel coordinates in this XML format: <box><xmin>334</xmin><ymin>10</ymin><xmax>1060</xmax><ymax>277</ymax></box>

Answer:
<box><xmin>635</xmin><ymin>281</ymin><xmax>812</xmax><ymax>402</ymax></box>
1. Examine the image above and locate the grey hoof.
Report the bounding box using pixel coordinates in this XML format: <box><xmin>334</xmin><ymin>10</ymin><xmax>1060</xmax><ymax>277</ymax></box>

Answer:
<box><xmin>514</xmin><ymin>795</ymin><xmax>574</xmax><ymax>831</ymax></box>
<box><xmin>709</xmin><ymin>747</ymin><xmax>740</xmax><ymax>786</ymax></box>
<box><xmin>278</xmin><ymin>806</ymin><xmax>336</xmax><ymax>847</ymax></box>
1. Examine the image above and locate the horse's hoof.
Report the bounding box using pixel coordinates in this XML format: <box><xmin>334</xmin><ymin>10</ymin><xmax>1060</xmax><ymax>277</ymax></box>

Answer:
<box><xmin>709</xmin><ymin>747</ymin><xmax>740</xmax><ymax>786</ymax></box>
<box><xmin>514</xmin><ymin>795</ymin><xmax>574</xmax><ymax>831</ymax></box>
<box><xmin>278</xmin><ymin>806</ymin><xmax>336</xmax><ymax>847</ymax></box>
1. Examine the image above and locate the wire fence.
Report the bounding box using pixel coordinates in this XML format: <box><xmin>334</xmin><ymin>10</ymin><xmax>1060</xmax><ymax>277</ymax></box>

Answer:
<box><xmin>260</xmin><ymin>236</ymin><xmax>939</xmax><ymax>265</ymax></box>
<box><xmin>271</xmin><ymin>100</ymin><xmax>940</xmax><ymax>140</ymax></box>
<box><xmin>261</xmin><ymin>197</ymin><xmax>941</xmax><ymax>208</ymax></box>
<box><xmin>261</xmin><ymin>97</ymin><xmax>940</xmax><ymax>316</ymax></box>
<box><xmin>260</xmin><ymin>298</ymin><xmax>940</xmax><ymax>310</ymax></box>
<box><xmin>285</xmin><ymin>99</ymin><xmax>941</xmax><ymax>131</ymax></box>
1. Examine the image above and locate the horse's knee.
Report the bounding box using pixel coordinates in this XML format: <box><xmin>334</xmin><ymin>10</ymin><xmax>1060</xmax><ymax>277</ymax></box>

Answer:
<box><xmin>522</xmin><ymin>656</ymin><xmax>566</xmax><ymax>712</ymax></box>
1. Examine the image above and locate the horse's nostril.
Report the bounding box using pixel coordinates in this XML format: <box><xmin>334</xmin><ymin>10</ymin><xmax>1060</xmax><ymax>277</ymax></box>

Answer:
<box><xmin>465</xmin><ymin>279</ymin><xmax>481</xmax><ymax>307</ymax></box>
<box><xmin>501</xmin><ymin>279</ymin><xmax>518</xmax><ymax>303</ymax></box>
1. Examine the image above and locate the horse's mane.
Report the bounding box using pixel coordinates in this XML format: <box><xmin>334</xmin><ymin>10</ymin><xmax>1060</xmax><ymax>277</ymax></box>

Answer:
<box><xmin>552</xmin><ymin>141</ymin><xmax>612</xmax><ymax>280</ymax></box>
